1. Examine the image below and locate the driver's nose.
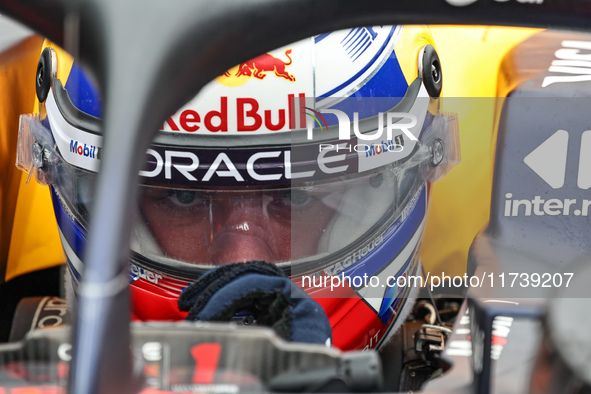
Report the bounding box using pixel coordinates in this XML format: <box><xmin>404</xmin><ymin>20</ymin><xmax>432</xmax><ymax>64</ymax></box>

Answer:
<box><xmin>208</xmin><ymin>196</ymin><xmax>279</xmax><ymax>265</ymax></box>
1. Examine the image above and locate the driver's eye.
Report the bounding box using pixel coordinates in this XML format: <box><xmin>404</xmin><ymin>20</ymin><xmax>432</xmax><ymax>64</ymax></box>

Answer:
<box><xmin>290</xmin><ymin>189</ymin><xmax>310</xmax><ymax>206</ymax></box>
<box><xmin>167</xmin><ymin>190</ymin><xmax>204</xmax><ymax>206</ymax></box>
<box><xmin>268</xmin><ymin>189</ymin><xmax>312</xmax><ymax>209</ymax></box>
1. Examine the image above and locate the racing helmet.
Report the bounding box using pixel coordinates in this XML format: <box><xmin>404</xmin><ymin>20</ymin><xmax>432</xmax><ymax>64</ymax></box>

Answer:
<box><xmin>17</xmin><ymin>25</ymin><xmax>459</xmax><ymax>351</ymax></box>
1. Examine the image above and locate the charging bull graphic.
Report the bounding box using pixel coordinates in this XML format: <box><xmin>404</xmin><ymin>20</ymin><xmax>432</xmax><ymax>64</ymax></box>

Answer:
<box><xmin>219</xmin><ymin>49</ymin><xmax>296</xmax><ymax>83</ymax></box>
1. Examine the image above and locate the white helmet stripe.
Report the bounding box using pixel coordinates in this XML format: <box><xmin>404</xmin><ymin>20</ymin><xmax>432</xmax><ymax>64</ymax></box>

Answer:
<box><xmin>46</xmin><ymin>88</ymin><xmax>102</xmax><ymax>172</ymax></box>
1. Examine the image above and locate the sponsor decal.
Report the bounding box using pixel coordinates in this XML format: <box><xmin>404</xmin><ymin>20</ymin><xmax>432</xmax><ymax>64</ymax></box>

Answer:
<box><xmin>506</xmin><ymin>129</ymin><xmax>591</xmax><ymax>217</ymax></box>
<box><xmin>401</xmin><ymin>188</ymin><xmax>422</xmax><ymax>221</ymax></box>
<box><xmin>33</xmin><ymin>297</ymin><xmax>68</xmax><ymax>329</ymax></box>
<box><xmin>323</xmin><ymin>234</ymin><xmax>385</xmax><ymax>276</ymax></box>
<box><xmin>130</xmin><ymin>263</ymin><xmax>163</xmax><ymax>284</ymax></box>
<box><xmin>216</xmin><ymin>48</ymin><xmax>296</xmax><ymax>87</ymax></box>
<box><xmin>139</xmin><ymin>143</ymin><xmax>356</xmax><ymax>186</ymax></box>
<box><xmin>364</xmin><ymin>136</ymin><xmax>404</xmax><ymax>157</ymax></box>
<box><xmin>503</xmin><ymin>194</ymin><xmax>591</xmax><ymax>217</ymax></box>
<box><xmin>523</xmin><ymin>130</ymin><xmax>569</xmax><ymax>189</ymax></box>
<box><xmin>363</xmin><ymin>330</ymin><xmax>381</xmax><ymax>352</ymax></box>
<box><xmin>579</xmin><ymin>130</ymin><xmax>591</xmax><ymax>189</ymax></box>
<box><xmin>70</xmin><ymin>139</ymin><xmax>100</xmax><ymax>159</ymax></box>
<box><xmin>160</xmin><ymin>94</ymin><xmax>307</xmax><ymax>133</ymax></box>
<box><xmin>543</xmin><ymin>41</ymin><xmax>591</xmax><ymax>87</ymax></box>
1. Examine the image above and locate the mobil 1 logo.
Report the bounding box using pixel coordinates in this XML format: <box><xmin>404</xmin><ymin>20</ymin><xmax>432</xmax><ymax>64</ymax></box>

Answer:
<box><xmin>504</xmin><ymin>129</ymin><xmax>591</xmax><ymax>217</ymax></box>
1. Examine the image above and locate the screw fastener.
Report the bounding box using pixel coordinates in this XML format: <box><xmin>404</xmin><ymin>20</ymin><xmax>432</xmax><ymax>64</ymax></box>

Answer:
<box><xmin>430</xmin><ymin>139</ymin><xmax>444</xmax><ymax>167</ymax></box>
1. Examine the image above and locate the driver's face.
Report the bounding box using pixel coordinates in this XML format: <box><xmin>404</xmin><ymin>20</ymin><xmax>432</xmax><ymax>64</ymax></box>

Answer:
<box><xmin>140</xmin><ymin>188</ymin><xmax>339</xmax><ymax>265</ymax></box>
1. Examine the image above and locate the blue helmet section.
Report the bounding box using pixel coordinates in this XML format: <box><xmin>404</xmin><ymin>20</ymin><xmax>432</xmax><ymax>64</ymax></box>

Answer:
<box><xmin>318</xmin><ymin>26</ymin><xmax>410</xmax><ymax>122</ymax></box>
<box><xmin>64</xmin><ymin>62</ymin><xmax>102</xmax><ymax>118</ymax></box>
<box><xmin>352</xmin><ymin>187</ymin><xmax>426</xmax><ymax>323</ymax></box>
<box><xmin>318</xmin><ymin>27</ymin><xmax>406</xmax><ymax>99</ymax></box>
<box><xmin>50</xmin><ymin>188</ymin><xmax>86</xmax><ymax>282</ymax></box>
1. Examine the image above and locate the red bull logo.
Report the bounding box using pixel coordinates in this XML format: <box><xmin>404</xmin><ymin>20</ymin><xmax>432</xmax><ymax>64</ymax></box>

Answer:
<box><xmin>217</xmin><ymin>49</ymin><xmax>296</xmax><ymax>87</ymax></box>
<box><xmin>160</xmin><ymin>94</ymin><xmax>308</xmax><ymax>133</ymax></box>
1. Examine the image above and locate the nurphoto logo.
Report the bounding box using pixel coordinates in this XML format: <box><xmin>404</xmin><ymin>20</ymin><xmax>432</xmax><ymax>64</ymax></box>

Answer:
<box><xmin>306</xmin><ymin>109</ymin><xmax>418</xmax><ymax>142</ymax></box>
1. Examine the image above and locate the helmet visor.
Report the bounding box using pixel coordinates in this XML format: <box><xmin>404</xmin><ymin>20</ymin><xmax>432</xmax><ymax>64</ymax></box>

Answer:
<box><xmin>17</xmin><ymin>104</ymin><xmax>458</xmax><ymax>273</ymax></box>
<box><xmin>133</xmin><ymin>164</ymin><xmax>415</xmax><ymax>267</ymax></box>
